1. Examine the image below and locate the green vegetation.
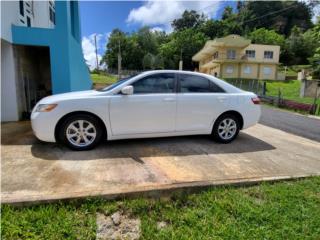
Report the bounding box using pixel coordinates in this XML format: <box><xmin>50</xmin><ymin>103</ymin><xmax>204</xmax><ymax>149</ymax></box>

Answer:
<box><xmin>90</xmin><ymin>73</ymin><xmax>117</xmax><ymax>85</ymax></box>
<box><xmin>2</xmin><ymin>177</ymin><xmax>320</xmax><ymax>239</ymax></box>
<box><xmin>278</xmin><ymin>64</ymin><xmax>312</xmax><ymax>78</ymax></box>
<box><xmin>265</xmin><ymin>80</ymin><xmax>320</xmax><ymax>105</ymax></box>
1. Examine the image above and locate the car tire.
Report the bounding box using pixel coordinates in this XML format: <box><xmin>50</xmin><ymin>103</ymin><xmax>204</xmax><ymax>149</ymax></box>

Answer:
<box><xmin>212</xmin><ymin>113</ymin><xmax>240</xmax><ymax>143</ymax></box>
<box><xmin>58</xmin><ymin>114</ymin><xmax>104</xmax><ymax>151</ymax></box>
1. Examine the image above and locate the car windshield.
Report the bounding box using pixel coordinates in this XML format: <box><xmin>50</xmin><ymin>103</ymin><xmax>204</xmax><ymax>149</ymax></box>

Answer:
<box><xmin>97</xmin><ymin>75</ymin><xmax>137</xmax><ymax>92</ymax></box>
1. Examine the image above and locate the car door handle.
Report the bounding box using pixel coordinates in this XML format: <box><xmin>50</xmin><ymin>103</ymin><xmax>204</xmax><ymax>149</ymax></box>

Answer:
<box><xmin>163</xmin><ymin>97</ymin><xmax>175</xmax><ymax>102</ymax></box>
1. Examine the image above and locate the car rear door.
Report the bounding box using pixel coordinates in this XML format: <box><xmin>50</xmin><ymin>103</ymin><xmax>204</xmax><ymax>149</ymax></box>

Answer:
<box><xmin>176</xmin><ymin>73</ymin><xmax>227</xmax><ymax>132</ymax></box>
<box><xmin>109</xmin><ymin>73</ymin><xmax>177</xmax><ymax>135</ymax></box>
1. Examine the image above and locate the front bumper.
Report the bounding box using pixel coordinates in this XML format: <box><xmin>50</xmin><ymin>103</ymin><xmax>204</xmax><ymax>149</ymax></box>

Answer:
<box><xmin>31</xmin><ymin>111</ymin><xmax>57</xmax><ymax>142</ymax></box>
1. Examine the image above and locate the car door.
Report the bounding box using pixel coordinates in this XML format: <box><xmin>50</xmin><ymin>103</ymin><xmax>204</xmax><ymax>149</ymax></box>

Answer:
<box><xmin>176</xmin><ymin>73</ymin><xmax>227</xmax><ymax>132</ymax></box>
<box><xmin>109</xmin><ymin>73</ymin><xmax>177</xmax><ymax>135</ymax></box>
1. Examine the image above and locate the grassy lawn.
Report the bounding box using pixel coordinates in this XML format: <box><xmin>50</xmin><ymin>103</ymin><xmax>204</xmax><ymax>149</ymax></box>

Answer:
<box><xmin>265</xmin><ymin>80</ymin><xmax>320</xmax><ymax>105</ymax></box>
<box><xmin>90</xmin><ymin>73</ymin><xmax>117</xmax><ymax>85</ymax></box>
<box><xmin>2</xmin><ymin>177</ymin><xmax>320</xmax><ymax>239</ymax></box>
<box><xmin>278</xmin><ymin>65</ymin><xmax>312</xmax><ymax>78</ymax></box>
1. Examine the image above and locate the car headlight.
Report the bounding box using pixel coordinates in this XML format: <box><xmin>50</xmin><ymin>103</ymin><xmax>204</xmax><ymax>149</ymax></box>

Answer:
<box><xmin>36</xmin><ymin>104</ymin><xmax>57</xmax><ymax>112</ymax></box>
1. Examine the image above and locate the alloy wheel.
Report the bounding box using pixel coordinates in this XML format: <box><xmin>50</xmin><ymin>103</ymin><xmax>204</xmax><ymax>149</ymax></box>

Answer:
<box><xmin>217</xmin><ymin>118</ymin><xmax>237</xmax><ymax>140</ymax></box>
<box><xmin>66</xmin><ymin>120</ymin><xmax>97</xmax><ymax>147</ymax></box>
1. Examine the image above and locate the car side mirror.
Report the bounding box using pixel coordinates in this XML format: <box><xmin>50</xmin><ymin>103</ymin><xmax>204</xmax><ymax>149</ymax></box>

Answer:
<box><xmin>121</xmin><ymin>85</ymin><xmax>133</xmax><ymax>95</ymax></box>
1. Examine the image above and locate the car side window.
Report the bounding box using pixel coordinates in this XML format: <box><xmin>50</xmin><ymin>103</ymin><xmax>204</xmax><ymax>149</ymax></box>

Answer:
<box><xmin>179</xmin><ymin>74</ymin><xmax>225</xmax><ymax>93</ymax></box>
<box><xmin>132</xmin><ymin>73</ymin><xmax>175</xmax><ymax>94</ymax></box>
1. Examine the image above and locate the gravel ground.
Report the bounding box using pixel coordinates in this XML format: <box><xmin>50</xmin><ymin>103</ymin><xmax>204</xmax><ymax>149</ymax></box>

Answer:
<box><xmin>259</xmin><ymin>106</ymin><xmax>320</xmax><ymax>142</ymax></box>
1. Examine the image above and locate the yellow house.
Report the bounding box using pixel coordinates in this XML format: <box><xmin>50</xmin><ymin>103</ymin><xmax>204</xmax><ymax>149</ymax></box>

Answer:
<box><xmin>192</xmin><ymin>35</ymin><xmax>282</xmax><ymax>80</ymax></box>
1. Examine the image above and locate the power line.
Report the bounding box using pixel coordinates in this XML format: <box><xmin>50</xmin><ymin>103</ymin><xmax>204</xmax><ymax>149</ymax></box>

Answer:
<box><xmin>241</xmin><ymin>4</ymin><xmax>298</xmax><ymax>25</ymax></box>
<box><xmin>195</xmin><ymin>2</ymin><xmax>298</xmax><ymax>25</ymax></box>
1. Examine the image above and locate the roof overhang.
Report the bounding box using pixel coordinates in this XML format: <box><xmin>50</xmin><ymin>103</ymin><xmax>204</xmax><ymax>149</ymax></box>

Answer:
<box><xmin>192</xmin><ymin>35</ymin><xmax>251</xmax><ymax>62</ymax></box>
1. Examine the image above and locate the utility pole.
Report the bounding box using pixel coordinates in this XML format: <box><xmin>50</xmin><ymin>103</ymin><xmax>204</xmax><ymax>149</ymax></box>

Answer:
<box><xmin>179</xmin><ymin>48</ymin><xmax>183</xmax><ymax>70</ymax></box>
<box><xmin>117</xmin><ymin>37</ymin><xmax>122</xmax><ymax>79</ymax></box>
<box><xmin>94</xmin><ymin>34</ymin><xmax>99</xmax><ymax>71</ymax></box>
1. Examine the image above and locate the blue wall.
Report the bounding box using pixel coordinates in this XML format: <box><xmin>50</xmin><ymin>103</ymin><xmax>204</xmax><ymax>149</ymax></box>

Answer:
<box><xmin>12</xmin><ymin>1</ymin><xmax>91</xmax><ymax>94</ymax></box>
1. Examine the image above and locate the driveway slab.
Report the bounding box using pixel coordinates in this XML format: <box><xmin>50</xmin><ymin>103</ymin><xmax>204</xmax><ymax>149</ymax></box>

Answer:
<box><xmin>1</xmin><ymin>121</ymin><xmax>320</xmax><ymax>204</ymax></box>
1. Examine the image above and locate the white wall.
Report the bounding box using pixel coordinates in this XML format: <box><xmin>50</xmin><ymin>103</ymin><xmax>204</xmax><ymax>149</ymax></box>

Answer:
<box><xmin>1</xmin><ymin>40</ymin><xmax>19</xmax><ymax>121</ymax></box>
<box><xmin>33</xmin><ymin>1</ymin><xmax>54</xmax><ymax>29</ymax></box>
<box><xmin>1</xmin><ymin>1</ymin><xmax>53</xmax><ymax>43</ymax></box>
<box><xmin>1</xmin><ymin>1</ymin><xmax>20</xmax><ymax>42</ymax></box>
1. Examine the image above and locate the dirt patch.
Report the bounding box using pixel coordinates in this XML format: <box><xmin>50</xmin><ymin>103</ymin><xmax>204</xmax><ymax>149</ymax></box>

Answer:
<box><xmin>96</xmin><ymin>211</ymin><xmax>141</xmax><ymax>240</ymax></box>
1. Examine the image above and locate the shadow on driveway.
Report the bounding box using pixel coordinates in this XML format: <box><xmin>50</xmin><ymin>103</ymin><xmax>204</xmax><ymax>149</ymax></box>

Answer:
<box><xmin>2</xmin><ymin>121</ymin><xmax>275</xmax><ymax>162</ymax></box>
<box><xmin>30</xmin><ymin>133</ymin><xmax>275</xmax><ymax>161</ymax></box>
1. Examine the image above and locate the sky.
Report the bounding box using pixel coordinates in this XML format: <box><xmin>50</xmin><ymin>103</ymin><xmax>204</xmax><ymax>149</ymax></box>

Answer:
<box><xmin>79</xmin><ymin>0</ymin><xmax>320</xmax><ymax>70</ymax></box>
<box><xmin>79</xmin><ymin>0</ymin><xmax>237</xmax><ymax>70</ymax></box>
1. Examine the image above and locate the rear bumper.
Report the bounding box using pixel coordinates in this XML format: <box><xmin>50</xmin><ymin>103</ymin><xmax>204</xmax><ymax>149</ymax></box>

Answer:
<box><xmin>243</xmin><ymin>105</ymin><xmax>261</xmax><ymax>129</ymax></box>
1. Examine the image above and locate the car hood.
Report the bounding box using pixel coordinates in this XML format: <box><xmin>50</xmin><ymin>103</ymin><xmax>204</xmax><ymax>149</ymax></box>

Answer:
<box><xmin>37</xmin><ymin>90</ymin><xmax>103</xmax><ymax>104</ymax></box>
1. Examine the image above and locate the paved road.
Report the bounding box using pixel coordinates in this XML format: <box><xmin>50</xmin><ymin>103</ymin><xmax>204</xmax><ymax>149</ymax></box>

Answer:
<box><xmin>259</xmin><ymin>106</ymin><xmax>320</xmax><ymax>142</ymax></box>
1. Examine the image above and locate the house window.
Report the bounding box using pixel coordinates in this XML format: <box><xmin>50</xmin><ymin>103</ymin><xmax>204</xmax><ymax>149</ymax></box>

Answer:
<box><xmin>263</xmin><ymin>67</ymin><xmax>272</xmax><ymax>75</ymax></box>
<box><xmin>243</xmin><ymin>66</ymin><xmax>252</xmax><ymax>74</ymax></box>
<box><xmin>245</xmin><ymin>50</ymin><xmax>255</xmax><ymax>58</ymax></box>
<box><xmin>226</xmin><ymin>65</ymin><xmax>234</xmax><ymax>73</ymax></box>
<box><xmin>19</xmin><ymin>0</ymin><xmax>24</xmax><ymax>16</ymax></box>
<box><xmin>264</xmin><ymin>51</ymin><xmax>273</xmax><ymax>59</ymax></box>
<box><xmin>26</xmin><ymin>16</ymin><xmax>31</xmax><ymax>27</ymax></box>
<box><xmin>49</xmin><ymin>1</ymin><xmax>55</xmax><ymax>24</ymax></box>
<box><xmin>227</xmin><ymin>49</ymin><xmax>236</xmax><ymax>59</ymax></box>
<box><xmin>213</xmin><ymin>51</ymin><xmax>219</xmax><ymax>59</ymax></box>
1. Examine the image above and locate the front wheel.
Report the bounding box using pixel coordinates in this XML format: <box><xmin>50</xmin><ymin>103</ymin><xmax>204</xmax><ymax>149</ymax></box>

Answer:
<box><xmin>212</xmin><ymin>114</ymin><xmax>240</xmax><ymax>143</ymax></box>
<box><xmin>58</xmin><ymin>114</ymin><xmax>103</xmax><ymax>150</ymax></box>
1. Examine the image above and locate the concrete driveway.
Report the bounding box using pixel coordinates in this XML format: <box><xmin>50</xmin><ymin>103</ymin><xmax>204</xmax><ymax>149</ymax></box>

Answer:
<box><xmin>1</xmin><ymin>121</ymin><xmax>320</xmax><ymax>204</ymax></box>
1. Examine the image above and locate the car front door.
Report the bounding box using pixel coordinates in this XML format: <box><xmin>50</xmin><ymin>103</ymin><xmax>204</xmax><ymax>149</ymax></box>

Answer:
<box><xmin>109</xmin><ymin>73</ymin><xmax>177</xmax><ymax>135</ymax></box>
<box><xmin>176</xmin><ymin>73</ymin><xmax>227</xmax><ymax>132</ymax></box>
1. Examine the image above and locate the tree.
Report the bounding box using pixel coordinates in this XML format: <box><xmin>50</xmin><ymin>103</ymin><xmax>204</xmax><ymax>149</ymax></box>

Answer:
<box><xmin>285</xmin><ymin>26</ymin><xmax>315</xmax><ymax>65</ymax></box>
<box><xmin>307</xmin><ymin>20</ymin><xmax>320</xmax><ymax>78</ymax></box>
<box><xmin>239</xmin><ymin>1</ymin><xmax>313</xmax><ymax>36</ymax></box>
<box><xmin>101</xmin><ymin>29</ymin><xmax>126</xmax><ymax>70</ymax></box>
<box><xmin>198</xmin><ymin>20</ymin><xmax>225</xmax><ymax>39</ymax></box>
<box><xmin>142</xmin><ymin>53</ymin><xmax>155</xmax><ymax>70</ymax></box>
<box><xmin>249</xmin><ymin>28</ymin><xmax>285</xmax><ymax>46</ymax></box>
<box><xmin>172</xmin><ymin>10</ymin><xmax>206</xmax><ymax>31</ymax></box>
<box><xmin>137</xmin><ymin>27</ymin><xmax>158</xmax><ymax>55</ymax></box>
<box><xmin>154</xmin><ymin>54</ymin><xmax>164</xmax><ymax>69</ymax></box>
<box><xmin>160</xmin><ymin>29</ymin><xmax>208</xmax><ymax>70</ymax></box>
<box><xmin>222</xmin><ymin>6</ymin><xmax>233</xmax><ymax>20</ymax></box>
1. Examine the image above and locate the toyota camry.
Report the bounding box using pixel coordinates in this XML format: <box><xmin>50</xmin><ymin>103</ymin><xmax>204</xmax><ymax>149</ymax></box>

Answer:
<box><xmin>31</xmin><ymin>70</ymin><xmax>261</xmax><ymax>150</ymax></box>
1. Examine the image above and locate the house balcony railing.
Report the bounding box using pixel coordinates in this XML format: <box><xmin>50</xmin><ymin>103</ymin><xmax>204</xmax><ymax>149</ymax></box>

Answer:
<box><xmin>201</xmin><ymin>53</ymin><xmax>277</xmax><ymax>65</ymax></box>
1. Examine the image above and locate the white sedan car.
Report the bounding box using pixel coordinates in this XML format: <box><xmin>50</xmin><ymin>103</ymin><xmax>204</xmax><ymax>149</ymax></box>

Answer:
<box><xmin>31</xmin><ymin>70</ymin><xmax>261</xmax><ymax>150</ymax></box>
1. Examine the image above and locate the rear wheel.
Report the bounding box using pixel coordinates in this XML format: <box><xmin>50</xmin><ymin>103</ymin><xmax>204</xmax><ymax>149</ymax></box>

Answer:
<box><xmin>59</xmin><ymin>114</ymin><xmax>103</xmax><ymax>150</ymax></box>
<box><xmin>212</xmin><ymin>114</ymin><xmax>240</xmax><ymax>143</ymax></box>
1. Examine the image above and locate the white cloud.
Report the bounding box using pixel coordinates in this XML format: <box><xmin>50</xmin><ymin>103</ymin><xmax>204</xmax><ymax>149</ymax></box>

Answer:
<box><xmin>299</xmin><ymin>0</ymin><xmax>320</xmax><ymax>23</ymax></box>
<box><xmin>311</xmin><ymin>5</ymin><xmax>320</xmax><ymax>23</ymax></box>
<box><xmin>150</xmin><ymin>26</ymin><xmax>165</xmax><ymax>32</ymax></box>
<box><xmin>127</xmin><ymin>1</ymin><xmax>222</xmax><ymax>32</ymax></box>
<box><xmin>81</xmin><ymin>33</ymin><xmax>110</xmax><ymax>70</ymax></box>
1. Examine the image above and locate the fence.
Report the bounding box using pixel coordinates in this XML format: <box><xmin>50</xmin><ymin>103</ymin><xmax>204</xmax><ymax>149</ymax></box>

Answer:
<box><xmin>224</xmin><ymin>78</ymin><xmax>319</xmax><ymax>115</ymax></box>
<box><xmin>106</xmin><ymin>69</ymin><xmax>142</xmax><ymax>78</ymax></box>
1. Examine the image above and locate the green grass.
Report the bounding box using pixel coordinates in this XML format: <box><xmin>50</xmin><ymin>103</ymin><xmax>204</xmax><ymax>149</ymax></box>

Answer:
<box><xmin>2</xmin><ymin>177</ymin><xmax>320</xmax><ymax>239</ymax></box>
<box><xmin>265</xmin><ymin>80</ymin><xmax>320</xmax><ymax>105</ymax></box>
<box><xmin>90</xmin><ymin>73</ymin><xmax>117</xmax><ymax>85</ymax></box>
<box><xmin>224</xmin><ymin>78</ymin><xmax>319</xmax><ymax>106</ymax></box>
<box><xmin>278</xmin><ymin>65</ymin><xmax>312</xmax><ymax>78</ymax></box>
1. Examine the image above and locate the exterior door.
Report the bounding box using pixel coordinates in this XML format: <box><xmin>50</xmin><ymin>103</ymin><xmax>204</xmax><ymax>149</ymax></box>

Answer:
<box><xmin>110</xmin><ymin>73</ymin><xmax>177</xmax><ymax>135</ymax></box>
<box><xmin>176</xmin><ymin>73</ymin><xmax>227</xmax><ymax>132</ymax></box>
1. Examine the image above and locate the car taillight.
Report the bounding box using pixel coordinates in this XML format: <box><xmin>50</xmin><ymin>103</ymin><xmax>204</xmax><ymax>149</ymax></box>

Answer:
<box><xmin>251</xmin><ymin>97</ymin><xmax>260</xmax><ymax>104</ymax></box>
